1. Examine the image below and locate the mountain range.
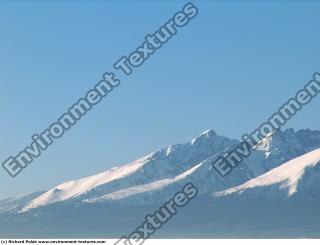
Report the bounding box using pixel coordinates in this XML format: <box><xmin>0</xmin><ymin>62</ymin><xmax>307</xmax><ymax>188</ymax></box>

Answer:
<box><xmin>1</xmin><ymin>128</ymin><xmax>320</xmax><ymax>238</ymax></box>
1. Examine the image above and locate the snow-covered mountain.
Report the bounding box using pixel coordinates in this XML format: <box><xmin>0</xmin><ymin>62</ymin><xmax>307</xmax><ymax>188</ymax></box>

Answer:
<box><xmin>242</xmin><ymin>129</ymin><xmax>320</xmax><ymax>176</ymax></box>
<box><xmin>2</xmin><ymin>128</ymin><xmax>320</xmax><ymax>238</ymax></box>
<box><xmin>20</xmin><ymin>130</ymin><xmax>254</xmax><ymax>211</ymax></box>
<box><xmin>263</xmin><ymin>129</ymin><xmax>320</xmax><ymax>170</ymax></box>
<box><xmin>215</xmin><ymin>148</ymin><xmax>320</xmax><ymax>199</ymax></box>
<box><xmin>2</xmin><ymin>128</ymin><xmax>320</xmax><ymax>214</ymax></box>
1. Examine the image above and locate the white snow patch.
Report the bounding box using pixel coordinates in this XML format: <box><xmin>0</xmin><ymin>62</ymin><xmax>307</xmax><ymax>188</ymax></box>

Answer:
<box><xmin>84</xmin><ymin>162</ymin><xmax>203</xmax><ymax>202</ymax></box>
<box><xmin>253</xmin><ymin>132</ymin><xmax>273</xmax><ymax>158</ymax></box>
<box><xmin>20</xmin><ymin>156</ymin><xmax>152</xmax><ymax>212</ymax></box>
<box><xmin>191</xmin><ymin>129</ymin><xmax>215</xmax><ymax>145</ymax></box>
<box><xmin>215</xmin><ymin>148</ymin><xmax>320</xmax><ymax>197</ymax></box>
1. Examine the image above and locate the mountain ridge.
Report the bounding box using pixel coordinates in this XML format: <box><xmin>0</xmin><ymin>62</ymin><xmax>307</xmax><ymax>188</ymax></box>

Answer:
<box><xmin>2</xmin><ymin>128</ymin><xmax>320</xmax><ymax>214</ymax></box>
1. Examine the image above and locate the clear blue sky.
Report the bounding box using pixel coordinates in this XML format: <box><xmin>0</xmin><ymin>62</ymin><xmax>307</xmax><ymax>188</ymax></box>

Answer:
<box><xmin>1</xmin><ymin>0</ymin><xmax>320</xmax><ymax>198</ymax></box>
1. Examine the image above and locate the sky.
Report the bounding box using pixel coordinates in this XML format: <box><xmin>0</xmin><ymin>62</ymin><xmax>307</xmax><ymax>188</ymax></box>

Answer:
<box><xmin>1</xmin><ymin>0</ymin><xmax>320</xmax><ymax>198</ymax></box>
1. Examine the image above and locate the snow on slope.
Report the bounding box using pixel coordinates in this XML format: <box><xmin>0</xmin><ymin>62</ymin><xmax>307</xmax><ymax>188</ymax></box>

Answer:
<box><xmin>21</xmin><ymin>130</ymin><xmax>241</xmax><ymax>212</ymax></box>
<box><xmin>84</xmin><ymin>162</ymin><xmax>203</xmax><ymax>203</ymax></box>
<box><xmin>19</xmin><ymin>129</ymin><xmax>320</xmax><ymax>212</ymax></box>
<box><xmin>215</xmin><ymin>148</ymin><xmax>320</xmax><ymax>198</ymax></box>
<box><xmin>253</xmin><ymin>132</ymin><xmax>273</xmax><ymax>158</ymax></box>
<box><xmin>83</xmin><ymin>153</ymin><xmax>253</xmax><ymax>205</ymax></box>
<box><xmin>21</xmin><ymin>156</ymin><xmax>150</xmax><ymax>212</ymax></box>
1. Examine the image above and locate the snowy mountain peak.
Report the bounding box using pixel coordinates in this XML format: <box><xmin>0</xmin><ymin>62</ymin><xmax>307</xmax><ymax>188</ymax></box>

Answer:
<box><xmin>20</xmin><ymin>129</ymin><xmax>237</xmax><ymax>212</ymax></box>
<box><xmin>10</xmin><ymin>128</ymin><xmax>320</xmax><ymax>214</ymax></box>
<box><xmin>214</xmin><ymin>148</ymin><xmax>320</xmax><ymax>198</ymax></box>
<box><xmin>191</xmin><ymin>129</ymin><xmax>217</xmax><ymax>145</ymax></box>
